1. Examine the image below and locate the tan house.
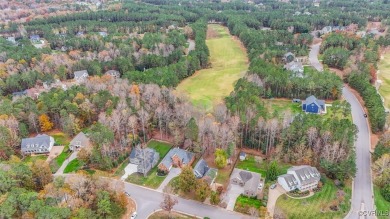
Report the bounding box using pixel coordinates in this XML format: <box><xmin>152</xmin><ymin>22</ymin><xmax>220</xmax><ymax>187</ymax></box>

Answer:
<box><xmin>69</xmin><ymin>132</ymin><xmax>91</xmax><ymax>151</ymax></box>
<box><xmin>230</xmin><ymin>168</ymin><xmax>262</xmax><ymax>197</ymax></box>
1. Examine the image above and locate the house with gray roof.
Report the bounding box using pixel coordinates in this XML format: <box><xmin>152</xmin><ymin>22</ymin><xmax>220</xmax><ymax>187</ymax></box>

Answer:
<box><xmin>21</xmin><ymin>134</ymin><xmax>54</xmax><ymax>154</ymax></box>
<box><xmin>129</xmin><ymin>147</ymin><xmax>159</xmax><ymax>175</ymax></box>
<box><xmin>284</xmin><ymin>61</ymin><xmax>304</xmax><ymax>77</ymax></box>
<box><xmin>230</xmin><ymin>168</ymin><xmax>261</xmax><ymax>197</ymax></box>
<box><xmin>158</xmin><ymin>148</ymin><xmax>195</xmax><ymax>173</ymax></box>
<box><xmin>283</xmin><ymin>52</ymin><xmax>295</xmax><ymax>63</ymax></box>
<box><xmin>6</xmin><ymin>37</ymin><xmax>16</xmax><ymax>44</ymax></box>
<box><xmin>73</xmin><ymin>70</ymin><xmax>89</xmax><ymax>82</ymax></box>
<box><xmin>193</xmin><ymin>159</ymin><xmax>218</xmax><ymax>185</ymax></box>
<box><xmin>30</xmin><ymin>35</ymin><xmax>40</xmax><ymax>43</ymax></box>
<box><xmin>69</xmin><ymin>132</ymin><xmax>91</xmax><ymax>151</ymax></box>
<box><xmin>302</xmin><ymin>95</ymin><xmax>326</xmax><ymax>114</ymax></box>
<box><xmin>105</xmin><ymin>70</ymin><xmax>120</xmax><ymax>78</ymax></box>
<box><xmin>278</xmin><ymin>165</ymin><xmax>321</xmax><ymax>192</ymax></box>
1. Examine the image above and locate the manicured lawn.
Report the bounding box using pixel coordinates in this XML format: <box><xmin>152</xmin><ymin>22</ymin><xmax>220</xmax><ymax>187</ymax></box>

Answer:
<box><xmin>176</xmin><ymin>24</ymin><xmax>248</xmax><ymax>111</ymax></box>
<box><xmin>148</xmin><ymin>210</ymin><xmax>196</xmax><ymax>219</ymax></box>
<box><xmin>235</xmin><ymin>194</ymin><xmax>263</xmax><ymax>209</ymax></box>
<box><xmin>53</xmin><ymin>145</ymin><xmax>70</xmax><ymax>166</ymax></box>
<box><xmin>49</xmin><ymin>131</ymin><xmax>71</xmax><ymax>146</ymax></box>
<box><xmin>236</xmin><ymin>155</ymin><xmax>291</xmax><ymax>180</ymax></box>
<box><xmin>63</xmin><ymin>159</ymin><xmax>83</xmax><ymax>173</ymax></box>
<box><xmin>23</xmin><ymin>155</ymin><xmax>47</xmax><ymax>164</ymax></box>
<box><xmin>275</xmin><ymin>178</ymin><xmax>352</xmax><ymax>219</ymax></box>
<box><xmin>374</xmin><ymin>186</ymin><xmax>390</xmax><ymax>219</ymax></box>
<box><xmin>126</xmin><ymin>140</ymin><xmax>172</xmax><ymax>189</ymax></box>
<box><xmin>378</xmin><ymin>52</ymin><xmax>390</xmax><ymax>109</ymax></box>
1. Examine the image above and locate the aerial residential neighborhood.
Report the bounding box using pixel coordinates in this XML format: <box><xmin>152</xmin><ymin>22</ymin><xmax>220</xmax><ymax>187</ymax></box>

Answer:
<box><xmin>0</xmin><ymin>0</ymin><xmax>390</xmax><ymax>219</ymax></box>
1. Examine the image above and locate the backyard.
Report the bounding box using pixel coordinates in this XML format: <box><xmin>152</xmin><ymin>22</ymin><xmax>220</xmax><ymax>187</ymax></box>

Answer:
<box><xmin>126</xmin><ymin>140</ymin><xmax>172</xmax><ymax>189</ymax></box>
<box><xmin>22</xmin><ymin>155</ymin><xmax>47</xmax><ymax>164</ymax></box>
<box><xmin>374</xmin><ymin>186</ymin><xmax>390</xmax><ymax>219</ymax></box>
<box><xmin>275</xmin><ymin>178</ymin><xmax>352</xmax><ymax>219</ymax></box>
<box><xmin>378</xmin><ymin>52</ymin><xmax>390</xmax><ymax>108</ymax></box>
<box><xmin>234</xmin><ymin>194</ymin><xmax>263</xmax><ymax>214</ymax></box>
<box><xmin>176</xmin><ymin>24</ymin><xmax>248</xmax><ymax>111</ymax></box>
<box><xmin>236</xmin><ymin>155</ymin><xmax>291</xmax><ymax>181</ymax></box>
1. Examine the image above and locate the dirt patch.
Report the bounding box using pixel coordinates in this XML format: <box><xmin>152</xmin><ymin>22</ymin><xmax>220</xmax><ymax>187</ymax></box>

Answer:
<box><xmin>240</xmin><ymin>148</ymin><xmax>266</xmax><ymax>157</ymax></box>
<box><xmin>206</xmin><ymin>26</ymin><xmax>220</xmax><ymax>39</ymax></box>
<box><xmin>150</xmin><ymin>130</ymin><xmax>174</xmax><ymax>143</ymax></box>
<box><xmin>313</xmin><ymin>38</ymin><xmax>322</xmax><ymax>44</ymax></box>
<box><xmin>121</xmin><ymin>197</ymin><xmax>136</xmax><ymax>219</ymax></box>
<box><xmin>371</xmin><ymin>134</ymin><xmax>379</xmax><ymax>150</ymax></box>
<box><xmin>329</xmin><ymin>67</ymin><xmax>349</xmax><ymax>78</ymax></box>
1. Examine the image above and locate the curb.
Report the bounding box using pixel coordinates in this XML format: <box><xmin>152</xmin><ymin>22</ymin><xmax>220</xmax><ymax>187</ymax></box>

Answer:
<box><xmin>146</xmin><ymin>209</ymin><xmax>202</xmax><ymax>219</ymax></box>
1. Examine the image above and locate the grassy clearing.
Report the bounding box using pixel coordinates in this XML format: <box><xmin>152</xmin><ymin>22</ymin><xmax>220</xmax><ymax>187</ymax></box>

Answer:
<box><xmin>148</xmin><ymin>210</ymin><xmax>196</xmax><ymax>219</ymax></box>
<box><xmin>176</xmin><ymin>24</ymin><xmax>248</xmax><ymax>111</ymax></box>
<box><xmin>126</xmin><ymin>140</ymin><xmax>172</xmax><ymax>189</ymax></box>
<box><xmin>276</xmin><ymin>178</ymin><xmax>351</xmax><ymax>219</ymax></box>
<box><xmin>374</xmin><ymin>186</ymin><xmax>390</xmax><ymax>219</ymax></box>
<box><xmin>263</xmin><ymin>99</ymin><xmax>302</xmax><ymax>116</ymax></box>
<box><xmin>215</xmin><ymin>167</ymin><xmax>231</xmax><ymax>185</ymax></box>
<box><xmin>63</xmin><ymin>158</ymin><xmax>83</xmax><ymax>173</ymax></box>
<box><xmin>236</xmin><ymin>155</ymin><xmax>291</xmax><ymax>180</ymax></box>
<box><xmin>378</xmin><ymin>53</ymin><xmax>390</xmax><ymax>109</ymax></box>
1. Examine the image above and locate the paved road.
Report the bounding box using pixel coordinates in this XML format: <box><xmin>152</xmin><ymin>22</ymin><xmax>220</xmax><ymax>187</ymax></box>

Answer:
<box><xmin>343</xmin><ymin>87</ymin><xmax>375</xmax><ymax>219</ymax></box>
<box><xmin>309</xmin><ymin>43</ymin><xmax>323</xmax><ymax>72</ymax></box>
<box><xmin>157</xmin><ymin>167</ymin><xmax>181</xmax><ymax>192</ymax></box>
<box><xmin>55</xmin><ymin>151</ymin><xmax>78</xmax><ymax>175</ymax></box>
<box><xmin>124</xmin><ymin>182</ymin><xmax>250</xmax><ymax>219</ymax></box>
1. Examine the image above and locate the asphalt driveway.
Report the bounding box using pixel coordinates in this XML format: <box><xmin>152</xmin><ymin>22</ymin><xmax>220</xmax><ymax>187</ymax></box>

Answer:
<box><xmin>121</xmin><ymin>163</ymin><xmax>138</xmax><ymax>180</ymax></box>
<box><xmin>157</xmin><ymin>167</ymin><xmax>181</xmax><ymax>192</ymax></box>
<box><xmin>267</xmin><ymin>183</ymin><xmax>286</xmax><ymax>217</ymax></box>
<box><xmin>225</xmin><ymin>184</ymin><xmax>245</xmax><ymax>211</ymax></box>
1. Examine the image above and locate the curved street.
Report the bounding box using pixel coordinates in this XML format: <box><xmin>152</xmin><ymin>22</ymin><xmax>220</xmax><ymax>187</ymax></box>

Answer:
<box><xmin>343</xmin><ymin>87</ymin><xmax>375</xmax><ymax>219</ymax></box>
<box><xmin>309</xmin><ymin>39</ymin><xmax>375</xmax><ymax>218</ymax></box>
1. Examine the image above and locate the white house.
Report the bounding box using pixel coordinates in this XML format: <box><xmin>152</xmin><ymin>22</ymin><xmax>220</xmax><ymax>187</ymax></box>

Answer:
<box><xmin>73</xmin><ymin>70</ymin><xmax>89</xmax><ymax>82</ymax></box>
<box><xmin>278</xmin><ymin>165</ymin><xmax>320</xmax><ymax>192</ymax></box>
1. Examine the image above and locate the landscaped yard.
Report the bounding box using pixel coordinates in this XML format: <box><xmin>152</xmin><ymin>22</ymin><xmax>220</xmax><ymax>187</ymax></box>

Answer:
<box><xmin>126</xmin><ymin>140</ymin><xmax>172</xmax><ymax>189</ymax></box>
<box><xmin>176</xmin><ymin>24</ymin><xmax>248</xmax><ymax>111</ymax></box>
<box><xmin>235</xmin><ymin>194</ymin><xmax>263</xmax><ymax>209</ymax></box>
<box><xmin>23</xmin><ymin>155</ymin><xmax>47</xmax><ymax>164</ymax></box>
<box><xmin>148</xmin><ymin>210</ymin><xmax>196</xmax><ymax>219</ymax></box>
<box><xmin>63</xmin><ymin>158</ymin><xmax>84</xmax><ymax>173</ymax></box>
<box><xmin>113</xmin><ymin>160</ymin><xmax>129</xmax><ymax>176</ymax></box>
<box><xmin>378</xmin><ymin>52</ymin><xmax>390</xmax><ymax>109</ymax></box>
<box><xmin>236</xmin><ymin>155</ymin><xmax>291</xmax><ymax>181</ymax></box>
<box><xmin>374</xmin><ymin>186</ymin><xmax>390</xmax><ymax>219</ymax></box>
<box><xmin>49</xmin><ymin>131</ymin><xmax>71</xmax><ymax>146</ymax></box>
<box><xmin>214</xmin><ymin>167</ymin><xmax>231</xmax><ymax>185</ymax></box>
<box><xmin>275</xmin><ymin>178</ymin><xmax>352</xmax><ymax>219</ymax></box>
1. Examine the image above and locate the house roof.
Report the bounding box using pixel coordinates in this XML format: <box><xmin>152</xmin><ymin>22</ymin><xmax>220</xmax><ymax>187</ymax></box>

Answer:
<box><xmin>70</xmin><ymin>132</ymin><xmax>90</xmax><ymax>147</ymax></box>
<box><xmin>30</xmin><ymin>35</ymin><xmax>40</xmax><ymax>40</ymax></box>
<box><xmin>130</xmin><ymin>147</ymin><xmax>159</xmax><ymax>165</ymax></box>
<box><xmin>303</xmin><ymin>95</ymin><xmax>325</xmax><ymax>107</ymax></box>
<box><xmin>231</xmin><ymin>168</ymin><xmax>261</xmax><ymax>192</ymax></box>
<box><xmin>284</xmin><ymin>61</ymin><xmax>303</xmax><ymax>73</ymax></box>
<box><xmin>288</xmin><ymin>165</ymin><xmax>321</xmax><ymax>185</ymax></box>
<box><xmin>194</xmin><ymin>159</ymin><xmax>210</xmax><ymax>178</ymax></box>
<box><xmin>203</xmin><ymin>168</ymin><xmax>218</xmax><ymax>184</ymax></box>
<box><xmin>279</xmin><ymin>173</ymin><xmax>299</xmax><ymax>189</ymax></box>
<box><xmin>12</xmin><ymin>90</ymin><xmax>27</xmax><ymax>96</ymax></box>
<box><xmin>105</xmin><ymin>70</ymin><xmax>120</xmax><ymax>77</ymax></box>
<box><xmin>160</xmin><ymin>148</ymin><xmax>194</xmax><ymax>169</ymax></box>
<box><xmin>21</xmin><ymin>134</ymin><xmax>53</xmax><ymax>151</ymax></box>
<box><xmin>240</xmin><ymin>152</ymin><xmax>246</xmax><ymax>157</ymax></box>
<box><xmin>284</xmin><ymin>52</ymin><xmax>294</xmax><ymax>59</ymax></box>
<box><xmin>74</xmin><ymin>70</ymin><xmax>89</xmax><ymax>78</ymax></box>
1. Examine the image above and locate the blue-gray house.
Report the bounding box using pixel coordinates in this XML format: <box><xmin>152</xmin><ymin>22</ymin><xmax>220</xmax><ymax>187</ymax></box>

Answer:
<box><xmin>302</xmin><ymin>95</ymin><xmax>326</xmax><ymax>114</ymax></box>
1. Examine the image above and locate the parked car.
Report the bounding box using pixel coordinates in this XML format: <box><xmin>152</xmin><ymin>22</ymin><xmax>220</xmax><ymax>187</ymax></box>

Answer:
<box><xmin>363</xmin><ymin>113</ymin><xmax>367</xmax><ymax>118</ymax></box>
<box><xmin>130</xmin><ymin>212</ymin><xmax>137</xmax><ymax>219</ymax></box>
<box><xmin>125</xmin><ymin>192</ymin><xmax>130</xmax><ymax>197</ymax></box>
<box><xmin>258</xmin><ymin>183</ymin><xmax>263</xmax><ymax>190</ymax></box>
<box><xmin>270</xmin><ymin>184</ymin><xmax>277</xmax><ymax>189</ymax></box>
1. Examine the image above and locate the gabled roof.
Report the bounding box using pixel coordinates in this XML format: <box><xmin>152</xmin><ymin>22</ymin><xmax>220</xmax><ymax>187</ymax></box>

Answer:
<box><xmin>194</xmin><ymin>159</ymin><xmax>210</xmax><ymax>178</ymax></box>
<box><xmin>231</xmin><ymin>168</ymin><xmax>261</xmax><ymax>192</ymax></box>
<box><xmin>12</xmin><ymin>90</ymin><xmax>28</xmax><ymax>96</ymax></box>
<box><xmin>279</xmin><ymin>173</ymin><xmax>299</xmax><ymax>189</ymax></box>
<box><xmin>284</xmin><ymin>61</ymin><xmax>303</xmax><ymax>73</ymax></box>
<box><xmin>303</xmin><ymin>95</ymin><xmax>325</xmax><ymax>107</ymax></box>
<box><xmin>74</xmin><ymin>70</ymin><xmax>89</xmax><ymax>78</ymax></box>
<box><xmin>70</xmin><ymin>132</ymin><xmax>90</xmax><ymax>147</ymax></box>
<box><xmin>21</xmin><ymin>134</ymin><xmax>53</xmax><ymax>151</ymax></box>
<box><xmin>130</xmin><ymin>147</ymin><xmax>159</xmax><ymax>165</ymax></box>
<box><xmin>288</xmin><ymin>165</ymin><xmax>321</xmax><ymax>185</ymax></box>
<box><xmin>30</xmin><ymin>35</ymin><xmax>40</xmax><ymax>40</ymax></box>
<box><xmin>105</xmin><ymin>70</ymin><xmax>120</xmax><ymax>77</ymax></box>
<box><xmin>240</xmin><ymin>152</ymin><xmax>246</xmax><ymax>157</ymax></box>
<box><xmin>160</xmin><ymin>148</ymin><xmax>194</xmax><ymax>169</ymax></box>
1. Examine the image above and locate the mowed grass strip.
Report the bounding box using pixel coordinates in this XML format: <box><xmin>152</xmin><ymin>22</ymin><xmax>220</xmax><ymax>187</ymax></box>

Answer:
<box><xmin>176</xmin><ymin>24</ymin><xmax>248</xmax><ymax>111</ymax></box>
<box><xmin>374</xmin><ymin>186</ymin><xmax>390</xmax><ymax>219</ymax></box>
<box><xmin>378</xmin><ymin>53</ymin><xmax>390</xmax><ymax>108</ymax></box>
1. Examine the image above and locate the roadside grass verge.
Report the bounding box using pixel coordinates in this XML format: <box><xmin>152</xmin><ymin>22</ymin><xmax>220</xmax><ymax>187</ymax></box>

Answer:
<box><xmin>374</xmin><ymin>186</ymin><xmax>390</xmax><ymax>219</ymax></box>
